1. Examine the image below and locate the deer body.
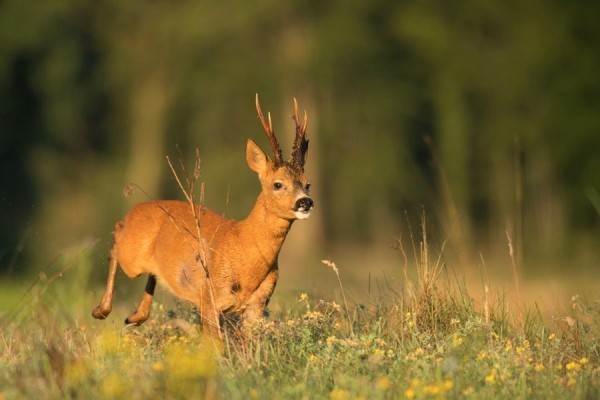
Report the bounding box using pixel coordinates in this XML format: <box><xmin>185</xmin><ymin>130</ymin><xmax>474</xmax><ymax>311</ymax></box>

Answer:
<box><xmin>92</xmin><ymin>96</ymin><xmax>312</xmax><ymax>337</ymax></box>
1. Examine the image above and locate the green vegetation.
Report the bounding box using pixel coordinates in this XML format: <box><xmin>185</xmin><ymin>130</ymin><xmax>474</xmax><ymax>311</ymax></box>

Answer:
<box><xmin>1</xmin><ymin>1</ymin><xmax>599</xmax><ymax>398</ymax></box>
<box><xmin>1</xmin><ymin>0</ymin><xmax>600</xmax><ymax>274</ymax></box>
<box><xmin>1</xmin><ymin>245</ymin><xmax>598</xmax><ymax>399</ymax></box>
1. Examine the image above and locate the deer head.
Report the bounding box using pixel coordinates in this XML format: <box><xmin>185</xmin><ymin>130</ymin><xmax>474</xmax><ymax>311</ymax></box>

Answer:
<box><xmin>248</xmin><ymin>95</ymin><xmax>313</xmax><ymax>221</ymax></box>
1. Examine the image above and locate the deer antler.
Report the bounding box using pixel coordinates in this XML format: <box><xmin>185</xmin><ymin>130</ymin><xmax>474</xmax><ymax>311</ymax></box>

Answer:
<box><xmin>290</xmin><ymin>97</ymin><xmax>309</xmax><ymax>170</ymax></box>
<box><xmin>255</xmin><ymin>94</ymin><xmax>284</xmax><ymax>167</ymax></box>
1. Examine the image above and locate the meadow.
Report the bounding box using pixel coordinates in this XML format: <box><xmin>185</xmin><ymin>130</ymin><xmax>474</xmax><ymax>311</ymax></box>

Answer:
<box><xmin>1</xmin><ymin>231</ymin><xmax>598</xmax><ymax>400</ymax></box>
<box><xmin>2</xmin><ymin>1</ymin><xmax>599</xmax><ymax>398</ymax></box>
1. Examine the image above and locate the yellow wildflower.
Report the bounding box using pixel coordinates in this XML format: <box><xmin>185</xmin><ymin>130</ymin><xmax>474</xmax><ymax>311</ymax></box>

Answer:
<box><xmin>96</xmin><ymin>331</ymin><xmax>122</xmax><ymax>355</ymax></box>
<box><xmin>405</xmin><ymin>312</ymin><xmax>415</xmax><ymax>328</ymax></box>
<box><xmin>534</xmin><ymin>363</ymin><xmax>545</xmax><ymax>372</ymax></box>
<box><xmin>65</xmin><ymin>359</ymin><xmax>92</xmax><ymax>386</ymax></box>
<box><xmin>423</xmin><ymin>384</ymin><xmax>440</xmax><ymax>395</ymax></box>
<box><xmin>375</xmin><ymin>376</ymin><xmax>393</xmax><ymax>391</ymax></box>
<box><xmin>164</xmin><ymin>340</ymin><xmax>218</xmax><ymax>381</ymax></box>
<box><xmin>452</xmin><ymin>333</ymin><xmax>463</xmax><ymax>347</ymax></box>
<box><xmin>566</xmin><ymin>361</ymin><xmax>581</xmax><ymax>372</ymax></box>
<box><xmin>152</xmin><ymin>361</ymin><xmax>164</xmax><ymax>372</ymax></box>
<box><xmin>101</xmin><ymin>372</ymin><xmax>127</xmax><ymax>398</ymax></box>
<box><xmin>373</xmin><ymin>348</ymin><xmax>385</xmax><ymax>358</ymax></box>
<box><xmin>330</xmin><ymin>388</ymin><xmax>350</xmax><ymax>400</ymax></box>
<box><xmin>341</xmin><ymin>339</ymin><xmax>359</xmax><ymax>347</ymax></box>
<box><xmin>410</xmin><ymin>378</ymin><xmax>421</xmax><ymax>388</ymax></box>
<box><xmin>485</xmin><ymin>369</ymin><xmax>497</xmax><ymax>384</ymax></box>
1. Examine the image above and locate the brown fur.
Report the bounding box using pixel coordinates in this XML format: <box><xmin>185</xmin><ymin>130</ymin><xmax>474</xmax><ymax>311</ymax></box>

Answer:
<box><xmin>92</xmin><ymin>100</ymin><xmax>312</xmax><ymax>338</ymax></box>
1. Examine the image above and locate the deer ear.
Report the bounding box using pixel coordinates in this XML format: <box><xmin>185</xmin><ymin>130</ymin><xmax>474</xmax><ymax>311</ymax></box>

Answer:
<box><xmin>246</xmin><ymin>139</ymin><xmax>270</xmax><ymax>174</ymax></box>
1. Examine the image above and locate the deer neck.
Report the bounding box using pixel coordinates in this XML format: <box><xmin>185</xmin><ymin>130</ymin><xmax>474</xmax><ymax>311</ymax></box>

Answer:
<box><xmin>238</xmin><ymin>192</ymin><xmax>293</xmax><ymax>266</ymax></box>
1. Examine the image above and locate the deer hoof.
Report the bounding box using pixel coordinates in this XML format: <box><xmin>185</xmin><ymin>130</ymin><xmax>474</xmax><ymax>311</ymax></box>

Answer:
<box><xmin>125</xmin><ymin>311</ymin><xmax>148</xmax><ymax>326</ymax></box>
<box><xmin>92</xmin><ymin>306</ymin><xmax>111</xmax><ymax>320</ymax></box>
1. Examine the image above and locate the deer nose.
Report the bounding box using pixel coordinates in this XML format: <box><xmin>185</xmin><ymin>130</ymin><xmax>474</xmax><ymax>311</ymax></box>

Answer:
<box><xmin>295</xmin><ymin>197</ymin><xmax>314</xmax><ymax>212</ymax></box>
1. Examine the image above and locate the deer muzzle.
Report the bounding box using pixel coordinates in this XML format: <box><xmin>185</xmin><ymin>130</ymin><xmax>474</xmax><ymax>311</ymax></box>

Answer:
<box><xmin>294</xmin><ymin>197</ymin><xmax>314</xmax><ymax>220</ymax></box>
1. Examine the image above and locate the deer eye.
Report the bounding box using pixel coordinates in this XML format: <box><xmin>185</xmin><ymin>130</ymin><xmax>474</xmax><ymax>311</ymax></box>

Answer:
<box><xmin>273</xmin><ymin>182</ymin><xmax>283</xmax><ymax>191</ymax></box>
<box><xmin>305</xmin><ymin>183</ymin><xmax>311</xmax><ymax>192</ymax></box>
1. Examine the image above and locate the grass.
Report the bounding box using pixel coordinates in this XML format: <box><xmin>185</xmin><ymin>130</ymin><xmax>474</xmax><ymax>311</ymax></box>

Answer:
<box><xmin>1</xmin><ymin>240</ymin><xmax>599</xmax><ymax>400</ymax></box>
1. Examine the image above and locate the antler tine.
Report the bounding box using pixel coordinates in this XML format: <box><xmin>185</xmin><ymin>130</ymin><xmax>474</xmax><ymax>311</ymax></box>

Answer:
<box><xmin>291</xmin><ymin>97</ymin><xmax>309</xmax><ymax>170</ymax></box>
<box><xmin>255</xmin><ymin>94</ymin><xmax>283</xmax><ymax>166</ymax></box>
<box><xmin>302</xmin><ymin>109</ymin><xmax>308</xmax><ymax>135</ymax></box>
<box><xmin>292</xmin><ymin>97</ymin><xmax>309</xmax><ymax>136</ymax></box>
<box><xmin>293</xmin><ymin>97</ymin><xmax>300</xmax><ymax>127</ymax></box>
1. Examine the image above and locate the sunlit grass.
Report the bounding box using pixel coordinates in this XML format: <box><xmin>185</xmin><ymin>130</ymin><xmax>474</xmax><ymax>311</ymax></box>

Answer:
<box><xmin>1</xmin><ymin>241</ymin><xmax>599</xmax><ymax>399</ymax></box>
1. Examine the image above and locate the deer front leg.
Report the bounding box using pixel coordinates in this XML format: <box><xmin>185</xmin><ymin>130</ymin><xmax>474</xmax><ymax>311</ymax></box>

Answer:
<box><xmin>199</xmin><ymin>288</ymin><xmax>223</xmax><ymax>339</ymax></box>
<box><xmin>92</xmin><ymin>246</ymin><xmax>119</xmax><ymax>319</ymax></box>
<box><xmin>241</xmin><ymin>267</ymin><xmax>279</xmax><ymax>329</ymax></box>
<box><xmin>125</xmin><ymin>274</ymin><xmax>157</xmax><ymax>325</ymax></box>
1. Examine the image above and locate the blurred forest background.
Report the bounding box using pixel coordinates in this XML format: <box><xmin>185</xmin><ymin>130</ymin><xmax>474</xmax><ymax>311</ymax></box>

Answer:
<box><xmin>1</xmin><ymin>0</ymin><xmax>599</xmax><ymax>296</ymax></box>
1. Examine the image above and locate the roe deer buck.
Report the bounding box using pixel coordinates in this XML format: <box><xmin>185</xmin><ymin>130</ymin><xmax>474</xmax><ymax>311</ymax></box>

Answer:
<box><xmin>92</xmin><ymin>95</ymin><xmax>313</xmax><ymax>338</ymax></box>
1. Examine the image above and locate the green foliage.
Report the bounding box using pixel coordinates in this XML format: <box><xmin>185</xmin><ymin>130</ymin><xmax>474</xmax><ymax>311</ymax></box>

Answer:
<box><xmin>1</xmin><ymin>0</ymin><xmax>600</xmax><ymax>272</ymax></box>
<box><xmin>1</xmin><ymin>2</ymin><xmax>599</xmax><ymax>396</ymax></box>
<box><xmin>1</xmin><ymin>278</ymin><xmax>599</xmax><ymax>399</ymax></box>
<box><xmin>1</xmin><ymin>245</ymin><xmax>599</xmax><ymax>399</ymax></box>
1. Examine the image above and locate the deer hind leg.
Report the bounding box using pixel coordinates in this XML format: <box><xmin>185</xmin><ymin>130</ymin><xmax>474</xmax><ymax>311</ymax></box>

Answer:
<box><xmin>92</xmin><ymin>246</ymin><xmax>119</xmax><ymax>320</ymax></box>
<box><xmin>125</xmin><ymin>274</ymin><xmax>157</xmax><ymax>326</ymax></box>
